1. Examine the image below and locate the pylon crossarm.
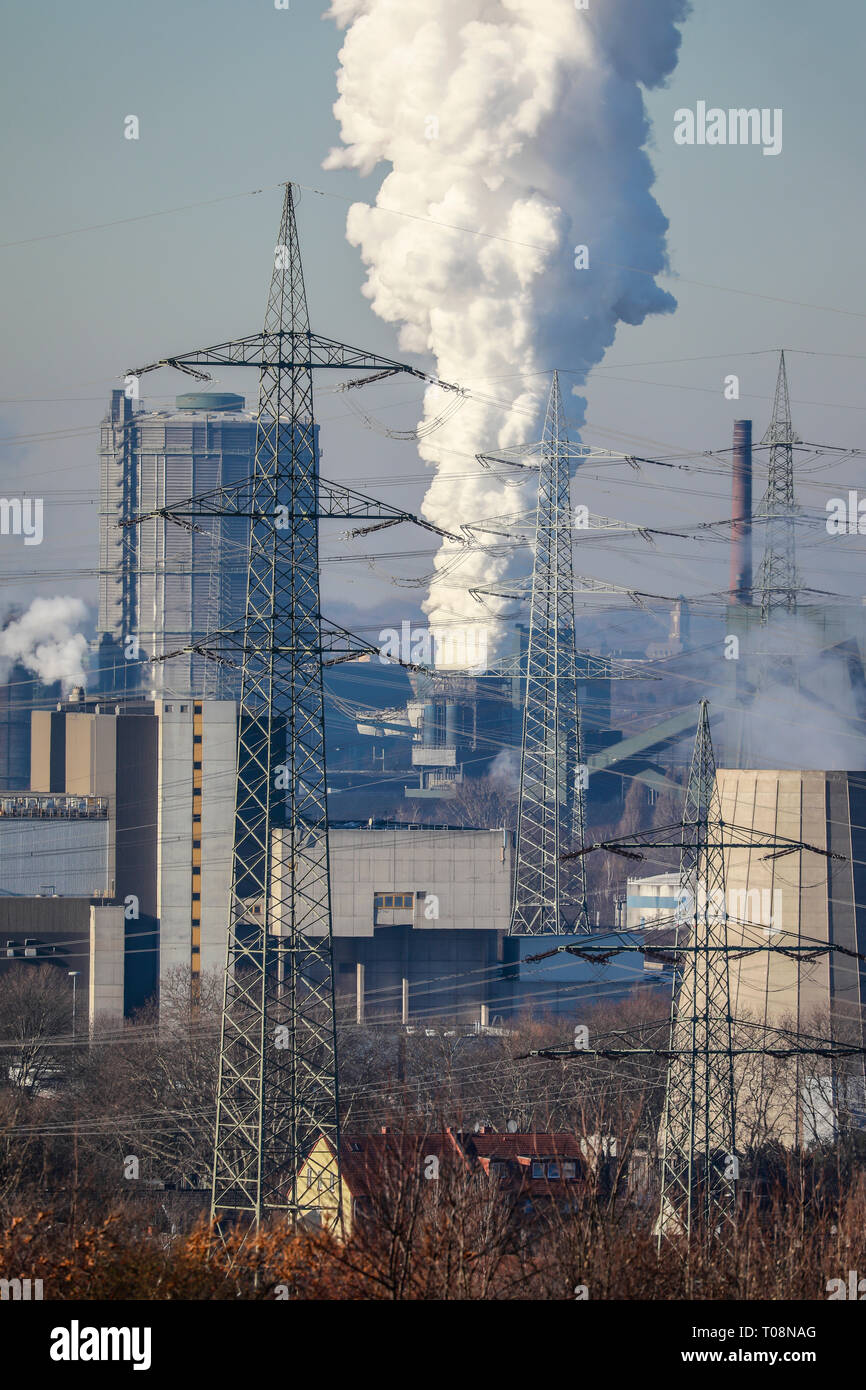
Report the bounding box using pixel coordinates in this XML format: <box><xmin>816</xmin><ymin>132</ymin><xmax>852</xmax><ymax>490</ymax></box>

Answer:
<box><xmin>476</xmin><ymin>444</ymin><xmax>629</xmax><ymax>469</ymax></box>
<box><xmin>527</xmin><ymin>1044</ymin><xmax>866</xmax><ymax>1060</ymax></box>
<box><xmin>121</xmin><ymin>475</ymin><xmax>462</xmax><ymax>542</ymax></box>
<box><xmin>522</xmin><ymin>941</ymin><xmax>837</xmax><ymax>965</ymax></box>
<box><xmin>485</xmin><ymin>651</ymin><xmax>654</xmax><ymax>681</ymax></box>
<box><xmin>471</xmin><ymin>573</ymin><xmax>639</xmax><ymax>602</ymax></box>
<box><xmin>464</xmin><ymin>510</ymin><xmax>645</xmax><ymax>541</ymax></box>
<box><xmin>145</xmin><ymin>619</ymin><xmax>435</xmax><ymax>675</ymax></box>
<box><xmin>126</xmin><ymin>329</ymin><xmax>460</xmax><ymax>385</ymax></box>
<box><xmin>562</xmin><ymin>818</ymin><xmax>848</xmax><ymax>862</ymax></box>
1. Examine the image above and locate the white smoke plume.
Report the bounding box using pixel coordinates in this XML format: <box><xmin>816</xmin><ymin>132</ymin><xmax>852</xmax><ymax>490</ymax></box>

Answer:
<box><xmin>0</xmin><ymin>597</ymin><xmax>89</xmax><ymax>691</ymax></box>
<box><xmin>723</xmin><ymin>613</ymin><xmax>866</xmax><ymax>772</ymax></box>
<box><xmin>325</xmin><ymin>0</ymin><xmax>690</xmax><ymax>659</ymax></box>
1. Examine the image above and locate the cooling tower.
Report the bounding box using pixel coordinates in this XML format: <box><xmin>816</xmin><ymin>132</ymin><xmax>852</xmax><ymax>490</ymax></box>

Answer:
<box><xmin>717</xmin><ymin>768</ymin><xmax>866</xmax><ymax>1144</ymax></box>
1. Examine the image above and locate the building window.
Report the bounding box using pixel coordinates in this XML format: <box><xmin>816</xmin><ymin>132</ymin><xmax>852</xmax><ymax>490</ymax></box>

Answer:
<box><xmin>193</xmin><ymin>760</ymin><xmax>202</xmax><ymax>771</ymax></box>
<box><xmin>374</xmin><ymin>892</ymin><xmax>414</xmax><ymax>910</ymax></box>
<box><xmin>193</xmin><ymin>839</ymin><xmax>201</xmax><ymax>850</ymax></box>
<box><xmin>193</xmin><ymin>734</ymin><xmax>202</xmax><ymax>745</ymax></box>
<box><xmin>531</xmin><ymin>1161</ymin><xmax>544</xmax><ymax>1179</ymax></box>
<box><xmin>180</xmin><ymin>704</ymin><xmax>188</xmax><ymax>713</ymax></box>
<box><xmin>547</xmin><ymin>1162</ymin><xmax>560</xmax><ymax>1179</ymax></box>
<box><xmin>562</xmin><ymin>1161</ymin><xmax>576</xmax><ymax>1180</ymax></box>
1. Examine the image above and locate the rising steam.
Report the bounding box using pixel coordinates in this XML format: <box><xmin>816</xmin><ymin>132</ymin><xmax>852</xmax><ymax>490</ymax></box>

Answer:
<box><xmin>326</xmin><ymin>0</ymin><xmax>690</xmax><ymax>657</ymax></box>
<box><xmin>0</xmin><ymin>597</ymin><xmax>89</xmax><ymax>691</ymax></box>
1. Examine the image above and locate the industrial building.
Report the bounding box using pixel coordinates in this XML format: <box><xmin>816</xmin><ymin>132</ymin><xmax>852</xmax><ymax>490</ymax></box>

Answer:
<box><xmin>0</xmin><ymin>898</ymin><xmax>125</xmax><ymax>1033</ymax></box>
<box><xmin>718</xmin><ymin>768</ymin><xmax>864</xmax><ymax>1022</ymax></box>
<box><xmin>627</xmin><ymin>770</ymin><xmax>866</xmax><ymax>1143</ymax></box>
<box><xmin>0</xmin><ymin>793</ymin><xmax>112</xmax><ymax>898</ymax></box>
<box><xmin>0</xmin><ymin>657</ymin><xmax>60</xmax><ymax>792</ymax></box>
<box><xmin>274</xmin><ymin>824</ymin><xmax>512</xmax><ymax>1021</ymax></box>
<box><xmin>18</xmin><ymin>694</ymin><xmax>237</xmax><ymax>1007</ymax></box>
<box><xmin>95</xmin><ymin>389</ymin><xmax>311</xmax><ymax>701</ymax></box>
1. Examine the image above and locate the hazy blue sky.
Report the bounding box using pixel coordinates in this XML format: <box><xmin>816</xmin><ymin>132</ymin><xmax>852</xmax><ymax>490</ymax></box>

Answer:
<box><xmin>2</xmin><ymin>0</ymin><xmax>865</xmax><ymax>629</ymax></box>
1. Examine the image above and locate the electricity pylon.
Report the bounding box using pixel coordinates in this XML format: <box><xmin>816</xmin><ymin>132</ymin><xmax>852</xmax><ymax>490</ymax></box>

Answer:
<box><xmin>490</xmin><ymin>373</ymin><xmax>588</xmax><ymax>935</ymax></box>
<box><xmin>657</xmin><ymin>699</ymin><xmax>737</xmax><ymax>1247</ymax></box>
<box><xmin>527</xmin><ymin>699</ymin><xmax>857</xmax><ymax>1254</ymax></box>
<box><xmin>126</xmin><ymin>184</ymin><xmax>460</xmax><ymax>1228</ymax></box>
<box><xmin>755</xmin><ymin>351</ymin><xmax>800</xmax><ymax>622</ymax></box>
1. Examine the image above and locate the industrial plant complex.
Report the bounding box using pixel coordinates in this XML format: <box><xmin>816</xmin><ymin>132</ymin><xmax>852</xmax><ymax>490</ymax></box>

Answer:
<box><xmin>2</xmin><ymin>0</ymin><xmax>864</xmax><ymax>1328</ymax></box>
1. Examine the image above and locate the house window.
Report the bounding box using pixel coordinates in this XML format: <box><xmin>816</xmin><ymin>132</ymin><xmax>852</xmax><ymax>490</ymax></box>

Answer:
<box><xmin>547</xmin><ymin>1162</ymin><xmax>560</xmax><ymax>1179</ymax></box>
<box><xmin>562</xmin><ymin>1161</ymin><xmax>576</xmax><ymax>1180</ymax></box>
<box><xmin>531</xmin><ymin>1161</ymin><xmax>544</xmax><ymax>1179</ymax></box>
<box><xmin>350</xmin><ymin>1141</ymin><xmax>362</xmax><ymax>1153</ymax></box>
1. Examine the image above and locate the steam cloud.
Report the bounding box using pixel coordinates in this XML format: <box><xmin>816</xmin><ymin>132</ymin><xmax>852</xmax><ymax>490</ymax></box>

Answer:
<box><xmin>0</xmin><ymin>597</ymin><xmax>89</xmax><ymax>691</ymax></box>
<box><xmin>722</xmin><ymin>614</ymin><xmax>866</xmax><ymax>772</ymax></box>
<box><xmin>326</xmin><ymin>0</ymin><xmax>690</xmax><ymax>659</ymax></box>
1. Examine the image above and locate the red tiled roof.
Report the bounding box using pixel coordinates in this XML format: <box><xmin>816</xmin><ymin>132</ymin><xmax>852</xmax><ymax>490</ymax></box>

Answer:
<box><xmin>336</xmin><ymin>1132</ymin><xmax>456</xmax><ymax>1196</ymax></box>
<box><xmin>322</xmin><ymin>1130</ymin><xmax>587</xmax><ymax>1195</ymax></box>
<box><xmin>463</xmin><ymin>1133</ymin><xmax>584</xmax><ymax>1161</ymax></box>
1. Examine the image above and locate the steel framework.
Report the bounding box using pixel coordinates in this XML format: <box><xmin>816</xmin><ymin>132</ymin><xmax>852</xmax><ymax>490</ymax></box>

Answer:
<box><xmin>528</xmin><ymin>699</ymin><xmax>853</xmax><ymax>1252</ymax></box>
<box><xmin>656</xmin><ymin>699</ymin><xmax>736</xmax><ymax>1246</ymax></box>
<box><xmin>125</xmin><ymin>184</ymin><xmax>457</xmax><ymax>1228</ymax></box>
<box><xmin>498</xmin><ymin>373</ymin><xmax>588</xmax><ymax>935</ymax></box>
<box><xmin>755</xmin><ymin>350</ymin><xmax>801</xmax><ymax>622</ymax></box>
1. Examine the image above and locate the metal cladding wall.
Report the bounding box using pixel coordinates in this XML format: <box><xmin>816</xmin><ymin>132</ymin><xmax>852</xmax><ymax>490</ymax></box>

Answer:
<box><xmin>97</xmin><ymin>394</ymin><xmax>319</xmax><ymax>700</ymax></box>
<box><xmin>0</xmin><ymin>816</ymin><xmax>111</xmax><ymax>897</ymax></box>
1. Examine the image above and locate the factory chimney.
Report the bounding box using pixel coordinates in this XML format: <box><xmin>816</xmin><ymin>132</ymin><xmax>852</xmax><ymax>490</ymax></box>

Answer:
<box><xmin>729</xmin><ymin>419</ymin><xmax>753</xmax><ymax>603</ymax></box>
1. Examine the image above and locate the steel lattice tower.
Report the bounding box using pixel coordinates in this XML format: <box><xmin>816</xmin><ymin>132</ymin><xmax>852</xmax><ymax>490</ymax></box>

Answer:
<box><xmin>210</xmin><ymin>186</ymin><xmax>339</xmax><ymax>1226</ymax></box>
<box><xmin>510</xmin><ymin>372</ymin><xmax>588</xmax><ymax>935</ymax></box>
<box><xmin>657</xmin><ymin>700</ymin><xmax>737</xmax><ymax>1247</ymax></box>
<box><xmin>127</xmin><ymin>184</ymin><xmax>462</xmax><ymax>1227</ymax></box>
<box><xmin>755</xmin><ymin>351</ymin><xmax>800</xmax><ymax>622</ymax></box>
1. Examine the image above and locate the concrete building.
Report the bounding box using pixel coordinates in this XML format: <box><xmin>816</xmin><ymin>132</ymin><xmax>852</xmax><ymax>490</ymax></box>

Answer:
<box><xmin>626</xmin><ymin>872</ymin><xmax>680</xmax><ymax>932</ymax></box>
<box><xmin>274</xmin><ymin>824</ymin><xmax>512</xmax><ymax>1021</ymax></box>
<box><xmin>648</xmin><ymin>769</ymin><xmax>866</xmax><ymax>1145</ymax></box>
<box><xmin>26</xmin><ymin>695</ymin><xmax>236</xmax><ymax>1006</ymax></box>
<box><xmin>717</xmin><ymin>769</ymin><xmax>866</xmax><ymax>1045</ymax></box>
<box><xmin>0</xmin><ymin>898</ymin><xmax>125</xmax><ymax>1032</ymax></box>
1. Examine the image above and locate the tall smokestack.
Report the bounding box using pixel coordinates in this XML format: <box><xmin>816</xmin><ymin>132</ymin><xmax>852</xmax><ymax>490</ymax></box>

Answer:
<box><xmin>729</xmin><ymin>419</ymin><xmax>752</xmax><ymax>603</ymax></box>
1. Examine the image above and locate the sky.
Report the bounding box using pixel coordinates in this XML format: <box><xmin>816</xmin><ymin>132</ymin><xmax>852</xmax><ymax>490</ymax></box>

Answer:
<box><xmin>2</xmin><ymin>0</ymin><xmax>865</xmax><ymax>643</ymax></box>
